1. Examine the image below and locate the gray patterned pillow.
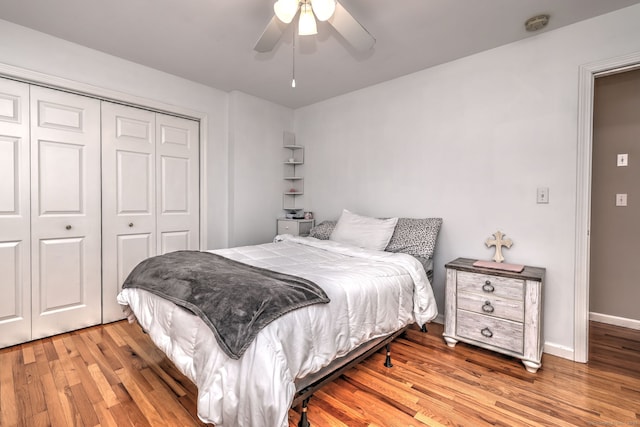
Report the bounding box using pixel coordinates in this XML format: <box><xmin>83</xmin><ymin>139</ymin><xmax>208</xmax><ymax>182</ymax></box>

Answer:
<box><xmin>385</xmin><ymin>218</ymin><xmax>442</xmax><ymax>259</ymax></box>
<box><xmin>308</xmin><ymin>220</ymin><xmax>337</xmax><ymax>240</ymax></box>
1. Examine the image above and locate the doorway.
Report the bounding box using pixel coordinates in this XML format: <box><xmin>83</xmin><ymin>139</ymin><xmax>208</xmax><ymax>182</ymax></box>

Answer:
<box><xmin>575</xmin><ymin>53</ymin><xmax>640</xmax><ymax>363</ymax></box>
<box><xmin>590</xmin><ymin>69</ymin><xmax>640</xmax><ymax>327</ymax></box>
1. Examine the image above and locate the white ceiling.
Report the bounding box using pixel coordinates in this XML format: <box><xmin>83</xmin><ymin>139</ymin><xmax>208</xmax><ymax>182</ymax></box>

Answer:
<box><xmin>1</xmin><ymin>0</ymin><xmax>639</xmax><ymax>108</ymax></box>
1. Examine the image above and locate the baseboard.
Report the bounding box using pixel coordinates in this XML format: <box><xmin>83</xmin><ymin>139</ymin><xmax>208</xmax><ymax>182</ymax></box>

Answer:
<box><xmin>542</xmin><ymin>314</ymin><xmax>640</xmax><ymax>362</ymax></box>
<box><xmin>432</xmin><ymin>313</ymin><xmax>445</xmax><ymax>325</ymax></box>
<box><xmin>543</xmin><ymin>342</ymin><xmax>575</xmax><ymax>361</ymax></box>
<box><xmin>590</xmin><ymin>312</ymin><xmax>640</xmax><ymax>331</ymax></box>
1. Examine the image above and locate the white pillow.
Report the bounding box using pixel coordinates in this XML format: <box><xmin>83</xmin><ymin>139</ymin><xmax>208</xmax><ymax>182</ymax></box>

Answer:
<box><xmin>329</xmin><ymin>209</ymin><xmax>398</xmax><ymax>251</ymax></box>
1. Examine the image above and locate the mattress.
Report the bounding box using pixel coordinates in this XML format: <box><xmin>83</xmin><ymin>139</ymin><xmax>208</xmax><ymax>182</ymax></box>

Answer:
<box><xmin>117</xmin><ymin>234</ymin><xmax>438</xmax><ymax>427</ymax></box>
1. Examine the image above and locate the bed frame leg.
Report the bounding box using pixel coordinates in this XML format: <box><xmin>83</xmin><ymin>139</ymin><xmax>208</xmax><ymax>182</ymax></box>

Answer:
<box><xmin>298</xmin><ymin>397</ymin><xmax>311</xmax><ymax>427</ymax></box>
<box><xmin>421</xmin><ymin>324</ymin><xmax>428</xmax><ymax>333</ymax></box>
<box><xmin>384</xmin><ymin>343</ymin><xmax>393</xmax><ymax>368</ymax></box>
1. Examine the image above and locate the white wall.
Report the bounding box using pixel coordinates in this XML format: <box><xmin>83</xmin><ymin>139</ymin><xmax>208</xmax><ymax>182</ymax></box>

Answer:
<box><xmin>0</xmin><ymin>18</ymin><xmax>230</xmax><ymax>249</ymax></box>
<box><xmin>295</xmin><ymin>4</ymin><xmax>640</xmax><ymax>356</ymax></box>
<box><xmin>228</xmin><ymin>91</ymin><xmax>294</xmax><ymax>246</ymax></box>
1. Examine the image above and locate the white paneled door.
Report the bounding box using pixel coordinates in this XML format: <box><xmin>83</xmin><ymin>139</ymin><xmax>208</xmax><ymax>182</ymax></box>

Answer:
<box><xmin>156</xmin><ymin>113</ymin><xmax>200</xmax><ymax>254</ymax></box>
<box><xmin>102</xmin><ymin>103</ymin><xmax>199</xmax><ymax>322</ymax></box>
<box><xmin>30</xmin><ymin>86</ymin><xmax>102</xmax><ymax>339</ymax></box>
<box><xmin>101</xmin><ymin>102</ymin><xmax>156</xmax><ymax>322</ymax></box>
<box><xmin>0</xmin><ymin>78</ymin><xmax>31</xmax><ymax>347</ymax></box>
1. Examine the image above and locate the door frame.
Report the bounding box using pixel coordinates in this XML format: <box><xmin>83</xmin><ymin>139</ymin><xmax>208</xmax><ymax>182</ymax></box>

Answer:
<box><xmin>574</xmin><ymin>51</ymin><xmax>640</xmax><ymax>363</ymax></box>
<box><xmin>0</xmin><ymin>62</ymin><xmax>209</xmax><ymax>250</ymax></box>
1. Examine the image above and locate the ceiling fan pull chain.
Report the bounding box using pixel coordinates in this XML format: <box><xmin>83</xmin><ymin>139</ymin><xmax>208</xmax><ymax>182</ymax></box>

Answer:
<box><xmin>292</xmin><ymin>20</ymin><xmax>296</xmax><ymax>88</ymax></box>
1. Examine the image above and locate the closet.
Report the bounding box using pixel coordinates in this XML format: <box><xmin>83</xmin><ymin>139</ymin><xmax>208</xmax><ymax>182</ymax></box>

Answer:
<box><xmin>0</xmin><ymin>79</ymin><xmax>102</xmax><ymax>346</ymax></box>
<box><xmin>101</xmin><ymin>102</ymin><xmax>200</xmax><ymax>322</ymax></box>
<box><xmin>0</xmin><ymin>77</ymin><xmax>200</xmax><ymax>347</ymax></box>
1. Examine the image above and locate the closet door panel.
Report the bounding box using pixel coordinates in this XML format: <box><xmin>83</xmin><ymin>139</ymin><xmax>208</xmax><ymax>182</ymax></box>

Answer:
<box><xmin>117</xmin><ymin>234</ymin><xmax>153</xmax><ymax>285</ymax></box>
<box><xmin>118</xmin><ymin>151</ymin><xmax>153</xmax><ymax>213</ymax></box>
<box><xmin>38</xmin><ymin>238</ymin><xmax>84</xmax><ymax>311</ymax></box>
<box><xmin>0</xmin><ymin>138</ymin><xmax>20</xmax><ymax>211</ymax></box>
<box><xmin>160</xmin><ymin>156</ymin><xmax>189</xmax><ymax>212</ymax></box>
<box><xmin>102</xmin><ymin>102</ymin><xmax>156</xmax><ymax>322</ymax></box>
<box><xmin>38</xmin><ymin>140</ymin><xmax>83</xmax><ymax>213</ymax></box>
<box><xmin>156</xmin><ymin>114</ymin><xmax>199</xmax><ymax>254</ymax></box>
<box><xmin>160</xmin><ymin>231</ymin><xmax>190</xmax><ymax>254</ymax></box>
<box><xmin>30</xmin><ymin>86</ymin><xmax>102</xmax><ymax>339</ymax></box>
<box><xmin>0</xmin><ymin>242</ymin><xmax>22</xmax><ymax>313</ymax></box>
<box><xmin>0</xmin><ymin>78</ymin><xmax>31</xmax><ymax>348</ymax></box>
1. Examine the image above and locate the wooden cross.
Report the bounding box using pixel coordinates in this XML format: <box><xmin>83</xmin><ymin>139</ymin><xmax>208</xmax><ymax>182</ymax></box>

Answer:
<box><xmin>485</xmin><ymin>231</ymin><xmax>513</xmax><ymax>263</ymax></box>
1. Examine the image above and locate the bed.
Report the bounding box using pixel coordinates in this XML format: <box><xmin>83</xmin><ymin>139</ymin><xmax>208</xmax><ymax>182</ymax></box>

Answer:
<box><xmin>117</xmin><ymin>211</ymin><xmax>441</xmax><ymax>427</ymax></box>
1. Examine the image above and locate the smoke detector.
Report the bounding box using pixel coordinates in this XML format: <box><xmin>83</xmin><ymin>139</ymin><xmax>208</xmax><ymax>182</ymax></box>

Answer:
<box><xmin>525</xmin><ymin>14</ymin><xmax>550</xmax><ymax>32</ymax></box>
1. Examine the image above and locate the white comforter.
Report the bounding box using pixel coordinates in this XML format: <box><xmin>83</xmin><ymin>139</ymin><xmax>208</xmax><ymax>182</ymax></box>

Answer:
<box><xmin>117</xmin><ymin>235</ymin><xmax>437</xmax><ymax>427</ymax></box>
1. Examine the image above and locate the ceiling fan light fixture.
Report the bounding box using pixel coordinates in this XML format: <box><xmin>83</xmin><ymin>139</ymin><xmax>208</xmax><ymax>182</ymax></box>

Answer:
<box><xmin>298</xmin><ymin>1</ymin><xmax>317</xmax><ymax>35</ymax></box>
<box><xmin>274</xmin><ymin>0</ymin><xmax>299</xmax><ymax>24</ymax></box>
<box><xmin>311</xmin><ymin>0</ymin><xmax>336</xmax><ymax>21</ymax></box>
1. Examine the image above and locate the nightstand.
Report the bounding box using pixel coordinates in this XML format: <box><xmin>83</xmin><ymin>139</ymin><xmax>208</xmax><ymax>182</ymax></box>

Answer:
<box><xmin>277</xmin><ymin>219</ymin><xmax>315</xmax><ymax>237</ymax></box>
<box><xmin>443</xmin><ymin>257</ymin><xmax>545</xmax><ymax>373</ymax></box>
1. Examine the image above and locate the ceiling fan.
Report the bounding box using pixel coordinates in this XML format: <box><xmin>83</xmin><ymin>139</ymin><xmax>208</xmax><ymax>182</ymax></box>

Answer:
<box><xmin>254</xmin><ymin>0</ymin><xmax>375</xmax><ymax>53</ymax></box>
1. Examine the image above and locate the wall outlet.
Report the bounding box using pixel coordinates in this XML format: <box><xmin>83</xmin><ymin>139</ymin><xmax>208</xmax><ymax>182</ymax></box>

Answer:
<box><xmin>537</xmin><ymin>187</ymin><xmax>549</xmax><ymax>204</ymax></box>
<box><xmin>617</xmin><ymin>154</ymin><xmax>628</xmax><ymax>167</ymax></box>
<box><xmin>616</xmin><ymin>193</ymin><xmax>627</xmax><ymax>206</ymax></box>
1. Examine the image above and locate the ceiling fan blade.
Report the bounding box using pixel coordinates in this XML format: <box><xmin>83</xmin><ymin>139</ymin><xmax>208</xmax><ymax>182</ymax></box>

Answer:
<box><xmin>327</xmin><ymin>1</ymin><xmax>375</xmax><ymax>51</ymax></box>
<box><xmin>254</xmin><ymin>15</ymin><xmax>289</xmax><ymax>53</ymax></box>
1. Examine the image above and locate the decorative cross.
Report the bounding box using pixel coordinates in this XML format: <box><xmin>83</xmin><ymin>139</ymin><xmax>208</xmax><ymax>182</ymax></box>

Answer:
<box><xmin>485</xmin><ymin>231</ymin><xmax>513</xmax><ymax>263</ymax></box>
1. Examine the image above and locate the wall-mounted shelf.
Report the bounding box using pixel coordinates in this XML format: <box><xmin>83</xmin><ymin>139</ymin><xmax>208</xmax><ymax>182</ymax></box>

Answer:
<box><xmin>282</xmin><ymin>131</ymin><xmax>305</xmax><ymax>211</ymax></box>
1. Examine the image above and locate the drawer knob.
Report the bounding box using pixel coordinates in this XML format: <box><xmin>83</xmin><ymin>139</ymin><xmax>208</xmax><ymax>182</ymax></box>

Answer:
<box><xmin>482</xmin><ymin>301</ymin><xmax>495</xmax><ymax>313</ymax></box>
<box><xmin>65</xmin><ymin>225</ymin><xmax>72</xmax><ymax>230</ymax></box>
<box><xmin>481</xmin><ymin>327</ymin><xmax>493</xmax><ymax>338</ymax></box>
<box><xmin>482</xmin><ymin>281</ymin><xmax>495</xmax><ymax>293</ymax></box>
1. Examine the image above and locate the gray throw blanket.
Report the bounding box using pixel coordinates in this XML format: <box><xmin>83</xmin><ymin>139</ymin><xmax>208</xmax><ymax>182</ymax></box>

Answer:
<box><xmin>122</xmin><ymin>250</ymin><xmax>330</xmax><ymax>359</ymax></box>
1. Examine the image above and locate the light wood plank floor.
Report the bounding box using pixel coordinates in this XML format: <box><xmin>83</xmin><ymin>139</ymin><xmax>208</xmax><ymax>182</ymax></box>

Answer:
<box><xmin>1</xmin><ymin>320</ymin><xmax>638</xmax><ymax>426</ymax></box>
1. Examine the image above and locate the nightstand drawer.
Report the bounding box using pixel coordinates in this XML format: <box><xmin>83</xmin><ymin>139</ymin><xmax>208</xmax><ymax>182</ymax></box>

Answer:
<box><xmin>457</xmin><ymin>271</ymin><xmax>524</xmax><ymax>300</ymax></box>
<box><xmin>278</xmin><ymin>220</ymin><xmax>298</xmax><ymax>235</ymax></box>
<box><xmin>277</xmin><ymin>219</ymin><xmax>314</xmax><ymax>236</ymax></box>
<box><xmin>456</xmin><ymin>310</ymin><xmax>524</xmax><ymax>354</ymax></box>
<box><xmin>457</xmin><ymin>292</ymin><xmax>524</xmax><ymax>322</ymax></box>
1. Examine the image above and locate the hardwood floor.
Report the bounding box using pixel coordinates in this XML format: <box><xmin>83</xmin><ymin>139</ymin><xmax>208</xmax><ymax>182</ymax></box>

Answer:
<box><xmin>588</xmin><ymin>321</ymin><xmax>640</xmax><ymax>380</ymax></box>
<box><xmin>1</xmin><ymin>320</ymin><xmax>638</xmax><ymax>426</ymax></box>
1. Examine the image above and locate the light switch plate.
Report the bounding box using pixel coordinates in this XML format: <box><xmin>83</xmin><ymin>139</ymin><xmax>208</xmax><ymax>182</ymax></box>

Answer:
<box><xmin>616</xmin><ymin>193</ymin><xmax>627</xmax><ymax>206</ymax></box>
<box><xmin>617</xmin><ymin>154</ymin><xmax>628</xmax><ymax>167</ymax></box>
<box><xmin>537</xmin><ymin>187</ymin><xmax>549</xmax><ymax>204</ymax></box>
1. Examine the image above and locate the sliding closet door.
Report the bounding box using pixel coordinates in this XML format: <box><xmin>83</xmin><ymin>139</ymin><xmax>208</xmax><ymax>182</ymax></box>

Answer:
<box><xmin>156</xmin><ymin>113</ymin><xmax>199</xmax><ymax>254</ymax></box>
<box><xmin>30</xmin><ymin>86</ymin><xmax>102</xmax><ymax>339</ymax></box>
<box><xmin>102</xmin><ymin>102</ymin><xmax>156</xmax><ymax>323</ymax></box>
<box><xmin>0</xmin><ymin>78</ymin><xmax>31</xmax><ymax>347</ymax></box>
